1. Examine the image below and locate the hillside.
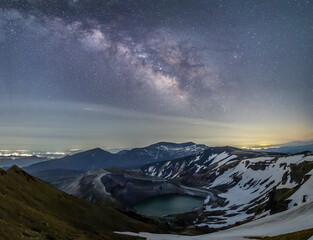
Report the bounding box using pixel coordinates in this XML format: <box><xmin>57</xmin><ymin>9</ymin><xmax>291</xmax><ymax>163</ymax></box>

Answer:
<box><xmin>0</xmin><ymin>166</ymin><xmax>160</xmax><ymax>240</ymax></box>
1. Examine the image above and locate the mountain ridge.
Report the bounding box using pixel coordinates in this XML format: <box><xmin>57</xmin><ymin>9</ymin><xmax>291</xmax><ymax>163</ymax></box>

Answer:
<box><xmin>25</xmin><ymin>142</ymin><xmax>208</xmax><ymax>173</ymax></box>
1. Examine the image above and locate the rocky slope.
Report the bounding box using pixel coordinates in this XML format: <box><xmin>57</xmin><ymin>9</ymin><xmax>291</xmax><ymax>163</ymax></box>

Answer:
<box><xmin>60</xmin><ymin>168</ymin><xmax>206</xmax><ymax>208</ymax></box>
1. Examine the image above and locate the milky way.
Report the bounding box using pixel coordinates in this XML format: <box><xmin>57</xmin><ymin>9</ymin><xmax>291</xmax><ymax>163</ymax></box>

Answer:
<box><xmin>0</xmin><ymin>0</ymin><xmax>312</xmax><ymax>150</ymax></box>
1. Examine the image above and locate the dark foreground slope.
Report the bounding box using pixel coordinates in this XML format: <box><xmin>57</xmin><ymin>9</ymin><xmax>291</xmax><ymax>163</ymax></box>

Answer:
<box><xmin>0</xmin><ymin>166</ymin><xmax>159</xmax><ymax>240</ymax></box>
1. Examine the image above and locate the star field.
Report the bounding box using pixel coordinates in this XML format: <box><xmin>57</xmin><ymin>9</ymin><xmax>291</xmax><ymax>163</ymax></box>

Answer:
<box><xmin>0</xmin><ymin>0</ymin><xmax>312</xmax><ymax>150</ymax></box>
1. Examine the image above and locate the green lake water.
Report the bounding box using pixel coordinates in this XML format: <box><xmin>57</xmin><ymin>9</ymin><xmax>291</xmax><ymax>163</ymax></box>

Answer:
<box><xmin>133</xmin><ymin>194</ymin><xmax>204</xmax><ymax>217</ymax></box>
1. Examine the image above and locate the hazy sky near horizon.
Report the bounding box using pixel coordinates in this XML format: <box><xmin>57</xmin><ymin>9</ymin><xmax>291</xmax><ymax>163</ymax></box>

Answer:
<box><xmin>0</xmin><ymin>0</ymin><xmax>312</xmax><ymax>151</ymax></box>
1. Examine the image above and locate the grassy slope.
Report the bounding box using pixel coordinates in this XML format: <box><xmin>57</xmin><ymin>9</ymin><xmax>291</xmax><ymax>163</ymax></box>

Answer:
<box><xmin>0</xmin><ymin>166</ymin><xmax>158</xmax><ymax>240</ymax></box>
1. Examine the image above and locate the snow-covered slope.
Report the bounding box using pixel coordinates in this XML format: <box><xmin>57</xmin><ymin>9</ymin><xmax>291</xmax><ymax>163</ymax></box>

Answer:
<box><xmin>140</xmin><ymin>150</ymin><xmax>313</xmax><ymax>229</ymax></box>
<box><xmin>140</xmin><ymin>147</ymin><xmax>270</xmax><ymax>181</ymax></box>
<box><xmin>198</xmin><ymin>154</ymin><xmax>313</xmax><ymax>228</ymax></box>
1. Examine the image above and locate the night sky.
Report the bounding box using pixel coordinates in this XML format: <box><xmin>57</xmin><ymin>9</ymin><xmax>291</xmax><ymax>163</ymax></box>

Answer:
<box><xmin>0</xmin><ymin>0</ymin><xmax>312</xmax><ymax>151</ymax></box>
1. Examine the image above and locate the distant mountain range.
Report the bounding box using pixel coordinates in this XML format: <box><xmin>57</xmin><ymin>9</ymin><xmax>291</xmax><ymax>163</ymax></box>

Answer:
<box><xmin>0</xmin><ymin>155</ymin><xmax>47</xmax><ymax>168</ymax></box>
<box><xmin>278</xmin><ymin>140</ymin><xmax>313</xmax><ymax>147</ymax></box>
<box><xmin>24</xmin><ymin>142</ymin><xmax>208</xmax><ymax>173</ymax></box>
<box><xmin>19</xmin><ymin>140</ymin><xmax>313</xmax><ymax>175</ymax></box>
<box><xmin>262</xmin><ymin>140</ymin><xmax>313</xmax><ymax>154</ymax></box>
